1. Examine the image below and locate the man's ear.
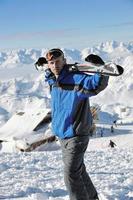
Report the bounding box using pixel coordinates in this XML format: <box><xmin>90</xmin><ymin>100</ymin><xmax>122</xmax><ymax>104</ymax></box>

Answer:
<box><xmin>63</xmin><ymin>58</ymin><xmax>66</xmax><ymax>64</ymax></box>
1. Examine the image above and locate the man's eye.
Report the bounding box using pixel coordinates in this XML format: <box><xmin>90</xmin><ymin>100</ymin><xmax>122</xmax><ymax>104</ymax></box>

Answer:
<box><xmin>56</xmin><ymin>60</ymin><xmax>60</xmax><ymax>64</ymax></box>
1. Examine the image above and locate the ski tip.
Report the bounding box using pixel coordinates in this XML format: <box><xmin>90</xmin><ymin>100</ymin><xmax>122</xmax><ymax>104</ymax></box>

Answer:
<box><xmin>117</xmin><ymin>65</ymin><xmax>124</xmax><ymax>75</ymax></box>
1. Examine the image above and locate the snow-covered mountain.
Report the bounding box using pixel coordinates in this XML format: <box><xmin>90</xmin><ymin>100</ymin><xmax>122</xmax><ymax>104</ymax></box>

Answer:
<box><xmin>0</xmin><ymin>41</ymin><xmax>133</xmax><ymax>123</ymax></box>
<box><xmin>0</xmin><ymin>41</ymin><xmax>133</xmax><ymax>66</ymax></box>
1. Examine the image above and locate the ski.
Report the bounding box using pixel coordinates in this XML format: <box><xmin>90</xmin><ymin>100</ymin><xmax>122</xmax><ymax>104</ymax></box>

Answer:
<box><xmin>35</xmin><ymin>54</ymin><xmax>124</xmax><ymax>76</ymax></box>
<box><xmin>77</xmin><ymin>54</ymin><xmax>124</xmax><ymax>76</ymax></box>
<box><xmin>68</xmin><ymin>62</ymin><xmax>123</xmax><ymax>76</ymax></box>
<box><xmin>68</xmin><ymin>54</ymin><xmax>124</xmax><ymax>76</ymax></box>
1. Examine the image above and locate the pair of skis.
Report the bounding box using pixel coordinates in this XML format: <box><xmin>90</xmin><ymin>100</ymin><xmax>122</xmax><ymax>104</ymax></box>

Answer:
<box><xmin>35</xmin><ymin>54</ymin><xmax>124</xmax><ymax>76</ymax></box>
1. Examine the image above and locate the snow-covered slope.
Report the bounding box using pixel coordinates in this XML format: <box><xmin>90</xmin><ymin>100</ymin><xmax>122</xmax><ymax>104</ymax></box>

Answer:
<box><xmin>0</xmin><ymin>139</ymin><xmax>133</xmax><ymax>200</ymax></box>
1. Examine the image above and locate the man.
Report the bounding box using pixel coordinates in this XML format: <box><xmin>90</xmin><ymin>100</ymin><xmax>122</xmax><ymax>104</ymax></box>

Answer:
<box><xmin>45</xmin><ymin>48</ymin><xmax>109</xmax><ymax>200</ymax></box>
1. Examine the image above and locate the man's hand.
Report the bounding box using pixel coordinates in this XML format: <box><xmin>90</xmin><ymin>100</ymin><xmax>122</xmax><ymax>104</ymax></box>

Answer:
<box><xmin>85</xmin><ymin>54</ymin><xmax>105</xmax><ymax>65</ymax></box>
<box><xmin>35</xmin><ymin>57</ymin><xmax>48</xmax><ymax>71</ymax></box>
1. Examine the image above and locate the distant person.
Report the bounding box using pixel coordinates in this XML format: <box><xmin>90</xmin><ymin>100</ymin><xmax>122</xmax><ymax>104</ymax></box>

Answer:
<box><xmin>100</xmin><ymin>129</ymin><xmax>104</xmax><ymax>137</ymax></box>
<box><xmin>42</xmin><ymin>48</ymin><xmax>109</xmax><ymax>200</ymax></box>
<box><xmin>109</xmin><ymin>140</ymin><xmax>117</xmax><ymax>148</ymax></box>
<box><xmin>113</xmin><ymin>120</ymin><xmax>117</xmax><ymax>127</ymax></box>
<box><xmin>111</xmin><ymin>125</ymin><xmax>114</xmax><ymax>133</ymax></box>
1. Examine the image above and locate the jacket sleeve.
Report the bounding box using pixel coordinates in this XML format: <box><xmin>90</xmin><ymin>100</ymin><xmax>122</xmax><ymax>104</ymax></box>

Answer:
<box><xmin>95</xmin><ymin>75</ymin><xmax>109</xmax><ymax>94</ymax></box>
<box><xmin>72</xmin><ymin>73</ymin><xmax>109</xmax><ymax>96</ymax></box>
<box><xmin>84</xmin><ymin>73</ymin><xmax>109</xmax><ymax>96</ymax></box>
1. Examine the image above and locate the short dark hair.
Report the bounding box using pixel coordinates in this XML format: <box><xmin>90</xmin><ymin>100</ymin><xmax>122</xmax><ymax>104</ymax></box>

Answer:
<box><xmin>46</xmin><ymin>48</ymin><xmax>64</xmax><ymax>61</ymax></box>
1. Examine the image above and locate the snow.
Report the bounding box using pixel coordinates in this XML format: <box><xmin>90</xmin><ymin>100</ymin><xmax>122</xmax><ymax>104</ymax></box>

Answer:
<box><xmin>0</xmin><ymin>108</ymin><xmax>50</xmax><ymax>140</ymax></box>
<box><xmin>0</xmin><ymin>143</ymin><xmax>133</xmax><ymax>200</ymax></box>
<box><xmin>0</xmin><ymin>41</ymin><xmax>133</xmax><ymax>199</ymax></box>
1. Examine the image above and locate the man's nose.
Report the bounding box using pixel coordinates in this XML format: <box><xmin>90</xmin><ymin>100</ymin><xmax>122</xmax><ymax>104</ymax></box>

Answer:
<box><xmin>53</xmin><ymin>63</ymin><xmax>58</xmax><ymax>69</ymax></box>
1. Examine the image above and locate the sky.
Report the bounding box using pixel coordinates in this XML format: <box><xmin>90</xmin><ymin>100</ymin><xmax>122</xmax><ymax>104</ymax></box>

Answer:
<box><xmin>0</xmin><ymin>0</ymin><xmax>133</xmax><ymax>50</ymax></box>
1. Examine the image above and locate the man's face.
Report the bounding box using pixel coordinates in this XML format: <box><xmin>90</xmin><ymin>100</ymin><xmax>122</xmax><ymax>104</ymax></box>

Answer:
<box><xmin>48</xmin><ymin>56</ymin><xmax>66</xmax><ymax>76</ymax></box>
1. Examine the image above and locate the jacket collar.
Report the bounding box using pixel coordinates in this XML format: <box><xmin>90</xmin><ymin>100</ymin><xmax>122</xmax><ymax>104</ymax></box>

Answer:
<box><xmin>57</xmin><ymin>65</ymin><xmax>69</xmax><ymax>82</ymax></box>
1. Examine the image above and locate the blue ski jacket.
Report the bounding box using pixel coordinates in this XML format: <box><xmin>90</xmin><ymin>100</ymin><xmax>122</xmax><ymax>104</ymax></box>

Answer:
<box><xmin>45</xmin><ymin>65</ymin><xmax>109</xmax><ymax>139</ymax></box>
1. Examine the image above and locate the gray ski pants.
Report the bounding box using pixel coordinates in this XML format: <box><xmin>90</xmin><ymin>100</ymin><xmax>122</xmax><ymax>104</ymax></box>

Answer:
<box><xmin>59</xmin><ymin>135</ymin><xmax>98</xmax><ymax>200</ymax></box>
